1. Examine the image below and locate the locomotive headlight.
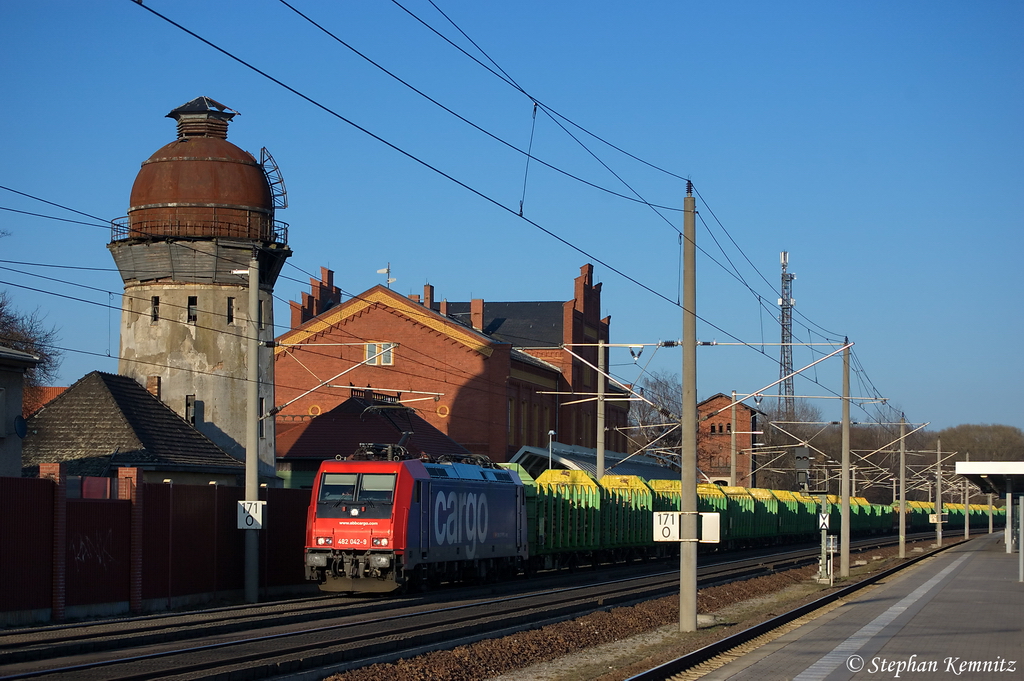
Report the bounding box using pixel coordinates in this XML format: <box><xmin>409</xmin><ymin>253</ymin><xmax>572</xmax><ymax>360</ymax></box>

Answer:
<box><xmin>349</xmin><ymin>508</ymin><xmax>360</xmax><ymax>517</ymax></box>
<box><xmin>371</xmin><ymin>537</ymin><xmax>389</xmax><ymax>547</ymax></box>
<box><xmin>316</xmin><ymin>537</ymin><xmax>333</xmax><ymax>546</ymax></box>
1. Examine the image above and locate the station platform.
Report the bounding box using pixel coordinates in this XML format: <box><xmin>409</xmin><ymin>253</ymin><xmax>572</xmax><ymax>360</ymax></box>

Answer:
<box><xmin>699</xmin><ymin>533</ymin><xmax>1023</xmax><ymax>680</ymax></box>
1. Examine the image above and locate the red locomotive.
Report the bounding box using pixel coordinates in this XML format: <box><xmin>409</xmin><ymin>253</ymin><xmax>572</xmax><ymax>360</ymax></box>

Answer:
<box><xmin>304</xmin><ymin>444</ymin><xmax>528</xmax><ymax>592</ymax></box>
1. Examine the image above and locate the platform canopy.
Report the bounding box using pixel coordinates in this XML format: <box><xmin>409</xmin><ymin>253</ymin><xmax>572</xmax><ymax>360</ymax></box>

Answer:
<box><xmin>955</xmin><ymin>461</ymin><xmax>1024</xmax><ymax>496</ymax></box>
<box><xmin>510</xmin><ymin>444</ymin><xmax>679</xmax><ymax>482</ymax></box>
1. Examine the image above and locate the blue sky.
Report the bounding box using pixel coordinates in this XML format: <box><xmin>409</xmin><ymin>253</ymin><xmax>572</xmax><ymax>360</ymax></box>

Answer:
<box><xmin>2</xmin><ymin>1</ymin><xmax>1021</xmax><ymax>433</ymax></box>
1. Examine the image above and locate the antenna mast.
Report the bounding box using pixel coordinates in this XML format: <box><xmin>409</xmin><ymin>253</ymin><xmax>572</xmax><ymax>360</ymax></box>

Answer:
<box><xmin>779</xmin><ymin>251</ymin><xmax>795</xmax><ymax>420</ymax></box>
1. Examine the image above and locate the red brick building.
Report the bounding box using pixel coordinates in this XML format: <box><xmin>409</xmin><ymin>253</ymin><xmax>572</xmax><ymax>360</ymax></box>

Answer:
<box><xmin>697</xmin><ymin>393</ymin><xmax>762</xmax><ymax>486</ymax></box>
<box><xmin>273</xmin><ymin>264</ymin><xmax>629</xmax><ymax>464</ymax></box>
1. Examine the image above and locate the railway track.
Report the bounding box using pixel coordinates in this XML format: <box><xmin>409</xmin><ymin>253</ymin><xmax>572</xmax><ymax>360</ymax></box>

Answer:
<box><xmin>0</xmin><ymin>533</ymin><xmax>939</xmax><ymax>681</ymax></box>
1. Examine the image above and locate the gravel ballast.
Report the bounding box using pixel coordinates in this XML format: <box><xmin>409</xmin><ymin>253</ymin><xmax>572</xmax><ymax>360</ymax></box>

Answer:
<box><xmin>326</xmin><ymin>539</ymin><xmax>956</xmax><ymax>681</ymax></box>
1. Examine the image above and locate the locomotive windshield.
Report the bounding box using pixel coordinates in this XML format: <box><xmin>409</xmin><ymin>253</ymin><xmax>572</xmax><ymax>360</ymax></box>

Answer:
<box><xmin>357</xmin><ymin>474</ymin><xmax>396</xmax><ymax>503</ymax></box>
<box><xmin>317</xmin><ymin>472</ymin><xmax>397</xmax><ymax>518</ymax></box>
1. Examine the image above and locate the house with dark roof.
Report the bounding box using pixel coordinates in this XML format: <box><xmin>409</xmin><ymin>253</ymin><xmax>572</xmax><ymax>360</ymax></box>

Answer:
<box><xmin>275</xmin><ymin>264</ymin><xmax>630</xmax><ymax>463</ymax></box>
<box><xmin>21</xmin><ymin>371</ymin><xmax>244</xmax><ymax>485</ymax></box>
<box><xmin>276</xmin><ymin>391</ymin><xmax>476</xmax><ymax>488</ymax></box>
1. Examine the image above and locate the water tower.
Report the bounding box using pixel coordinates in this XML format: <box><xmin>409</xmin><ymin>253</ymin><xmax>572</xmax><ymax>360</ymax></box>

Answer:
<box><xmin>109</xmin><ymin>97</ymin><xmax>291</xmax><ymax>478</ymax></box>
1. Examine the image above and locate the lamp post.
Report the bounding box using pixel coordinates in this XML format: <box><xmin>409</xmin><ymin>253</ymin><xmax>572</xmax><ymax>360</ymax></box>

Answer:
<box><xmin>548</xmin><ymin>430</ymin><xmax>556</xmax><ymax>470</ymax></box>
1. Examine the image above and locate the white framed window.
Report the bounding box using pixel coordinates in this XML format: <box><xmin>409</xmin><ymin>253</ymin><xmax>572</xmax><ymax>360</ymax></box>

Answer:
<box><xmin>365</xmin><ymin>342</ymin><xmax>395</xmax><ymax>366</ymax></box>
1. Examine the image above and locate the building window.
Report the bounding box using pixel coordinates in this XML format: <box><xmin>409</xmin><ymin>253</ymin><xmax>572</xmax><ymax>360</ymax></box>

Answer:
<box><xmin>258</xmin><ymin>398</ymin><xmax>265</xmax><ymax>438</ymax></box>
<box><xmin>226</xmin><ymin>297</ymin><xmax>235</xmax><ymax>325</ymax></box>
<box><xmin>726</xmin><ymin>423</ymin><xmax>731</xmax><ymax>433</ymax></box>
<box><xmin>185</xmin><ymin>395</ymin><xmax>196</xmax><ymax>426</ymax></box>
<box><xmin>365</xmin><ymin>342</ymin><xmax>394</xmax><ymax>366</ymax></box>
<box><xmin>151</xmin><ymin>296</ymin><xmax>160</xmax><ymax>323</ymax></box>
<box><xmin>187</xmin><ymin>296</ymin><xmax>198</xmax><ymax>324</ymax></box>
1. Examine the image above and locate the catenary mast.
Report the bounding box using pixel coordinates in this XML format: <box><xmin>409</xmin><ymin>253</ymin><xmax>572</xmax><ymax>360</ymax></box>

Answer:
<box><xmin>778</xmin><ymin>252</ymin><xmax>795</xmax><ymax>421</ymax></box>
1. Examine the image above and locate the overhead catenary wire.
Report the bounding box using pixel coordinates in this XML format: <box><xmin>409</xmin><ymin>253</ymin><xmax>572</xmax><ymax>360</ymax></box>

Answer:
<box><xmin>2</xmin><ymin>5</ymin><xmax>904</xmax><ymax>429</ymax></box>
<box><xmin>519</xmin><ymin>101</ymin><xmax>538</xmax><ymax>217</ymax></box>
<box><xmin>129</xmin><ymin>1</ymin><xmax>681</xmax><ymax>309</ymax></box>
<box><xmin>385</xmin><ymin>2</ymin><xmax>853</xmax><ymax>352</ymax></box>
<box><xmin>272</xmin><ymin>1</ymin><xmax>682</xmax><ymax>213</ymax></box>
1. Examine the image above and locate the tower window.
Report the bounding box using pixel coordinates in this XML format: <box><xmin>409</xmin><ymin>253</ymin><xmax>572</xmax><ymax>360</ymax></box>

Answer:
<box><xmin>258</xmin><ymin>397</ymin><xmax>266</xmax><ymax>439</ymax></box>
<box><xmin>365</xmin><ymin>342</ymin><xmax>394</xmax><ymax>366</ymax></box>
<box><xmin>185</xmin><ymin>395</ymin><xmax>196</xmax><ymax>425</ymax></box>
<box><xmin>226</xmin><ymin>297</ymin><xmax>235</xmax><ymax>325</ymax></box>
<box><xmin>151</xmin><ymin>296</ymin><xmax>160</xmax><ymax>323</ymax></box>
<box><xmin>187</xmin><ymin>296</ymin><xmax>198</xmax><ymax>324</ymax></box>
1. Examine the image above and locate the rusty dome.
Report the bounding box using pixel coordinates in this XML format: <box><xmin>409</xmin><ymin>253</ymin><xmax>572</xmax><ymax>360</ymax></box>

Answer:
<box><xmin>120</xmin><ymin>97</ymin><xmax>282</xmax><ymax>243</ymax></box>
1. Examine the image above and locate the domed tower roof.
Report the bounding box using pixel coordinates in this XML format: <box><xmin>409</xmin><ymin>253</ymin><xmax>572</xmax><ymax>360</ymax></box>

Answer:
<box><xmin>117</xmin><ymin>97</ymin><xmax>285</xmax><ymax>244</ymax></box>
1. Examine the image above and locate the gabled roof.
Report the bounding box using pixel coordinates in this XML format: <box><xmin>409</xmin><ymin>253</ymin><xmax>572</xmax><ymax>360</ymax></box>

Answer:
<box><xmin>22</xmin><ymin>371</ymin><xmax>243</xmax><ymax>477</ymax></box>
<box><xmin>699</xmin><ymin>393</ymin><xmax>766</xmax><ymax>416</ymax></box>
<box><xmin>444</xmin><ymin>301</ymin><xmax>564</xmax><ymax>347</ymax></box>
<box><xmin>277</xmin><ymin>395</ymin><xmax>473</xmax><ymax>461</ymax></box>
<box><xmin>0</xmin><ymin>345</ymin><xmax>41</xmax><ymax>370</ymax></box>
<box><xmin>276</xmin><ymin>286</ymin><xmax>498</xmax><ymax>358</ymax></box>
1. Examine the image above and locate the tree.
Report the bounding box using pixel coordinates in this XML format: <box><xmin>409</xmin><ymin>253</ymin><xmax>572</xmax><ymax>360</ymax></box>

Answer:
<box><xmin>0</xmin><ymin>290</ymin><xmax>62</xmax><ymax>389</ymax></box>
<box><xmin>627</xmin><ymin>370</ymin><xmax>682</xmax><ymax>466</ymax></box>
<box><xmin>756</xmin><ymin>398</ymin><xmax>826</xmax><ymax>491</ymax></box>
<box><xmin>626</xmin><ymin>370</ymin><xmax>710</xmax><ymax>471</ymax></box>
<box><xmin>925</xmin><ymin>424</ymin><xmax>1024</xmax><ymax>463</ymax></box>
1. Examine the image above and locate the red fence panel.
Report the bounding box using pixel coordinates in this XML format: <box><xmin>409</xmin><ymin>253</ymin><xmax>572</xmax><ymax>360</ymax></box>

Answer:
<box><xmin>169</xmin><ymin>485</ymin><xmax>217</xmax><ymax>596</ymax></box>
<box><xmin>214</xmin><ymin>486</ymin><xmax>245</xmax><ymax>594</ymax></box>
<box><xmin>0</xmin><ymin>477</ymin><xmax>53</xmax><ymax>613</ymax></box>
<box><xmin>3</xmin><ymin>478</ymin><xmax>311</xmax><ymax>620</ymax></box>
<box><xmin>66</xmin><ymin>500</ymin><xmax>131</xmax><ymax>607</ymax></box>
<box><xmin>262</xmin><ymin>488</ymin><xmax>311</xmax><ymax>588</ymax></box>
<box><xmin>141</xmin><ymin>483</ymin><xmax>170</xmax><ymax>601</ymax></box>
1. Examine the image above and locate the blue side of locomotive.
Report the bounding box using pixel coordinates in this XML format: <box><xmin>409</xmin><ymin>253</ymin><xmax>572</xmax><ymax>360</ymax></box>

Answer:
<box><xmin>407</xmin><ymin>462</ymin><xmax>528</xmax><ymax>582</ymax></box>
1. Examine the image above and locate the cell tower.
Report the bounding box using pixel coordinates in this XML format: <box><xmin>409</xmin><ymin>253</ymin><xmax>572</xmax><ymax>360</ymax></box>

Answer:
<box><xmin>778</xmin><ymin>252</ymin><xmax>795</xmax><ymax>420</ymax></box>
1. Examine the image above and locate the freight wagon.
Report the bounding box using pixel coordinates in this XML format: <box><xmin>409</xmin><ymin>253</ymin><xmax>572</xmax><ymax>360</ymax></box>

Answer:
<box><xmin>304</xmin><ymin>452</ymin><xmax>1006</xmax><ymax>593</ymax></box>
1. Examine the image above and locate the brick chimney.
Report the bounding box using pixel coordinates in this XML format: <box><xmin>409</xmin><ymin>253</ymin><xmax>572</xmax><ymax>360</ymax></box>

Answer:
<box><xmin>471</xmin><ymin>299</ymin><xmax>485</xmax><ymax>331</ymax></box>
<box><xmin>423</xmin><ymin>284</ymin><xmax>434</xmax><ymax>309</ymax></box>
<box><xmin>146</xmin><ymin>375</ymin><xmax>161</xmax><ymax>399</ymax></box>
